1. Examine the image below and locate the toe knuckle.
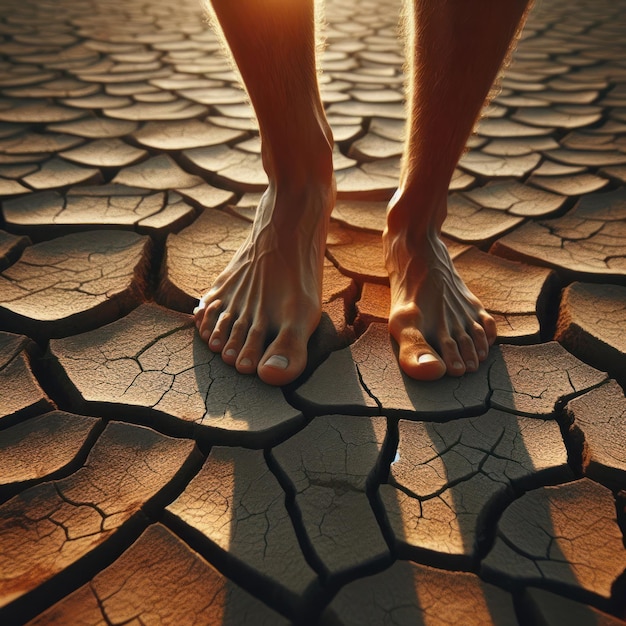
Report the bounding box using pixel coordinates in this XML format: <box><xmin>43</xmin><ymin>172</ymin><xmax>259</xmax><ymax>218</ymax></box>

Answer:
<box><xmin>218</xmin><ymin>311</ymin><xmax>233</xmax><ymax>324</ymax></box>
<box><xmin>458</xmin><ymin>334</ymin><xmax>473</xmax><ymax>350</ymax></box>
<box><xmin>247</xmin><ymin>325</ymin><xmax>264</xmax><ymax>342</ymax></box>
<box><xmin>440</xmin><ymin>337</ymin><xmax>457</xmax><ymax>352</ymax></box>
<box><xmin>232</xmin><ymin>318</ymin><xmax>248</xmax><ymax>333</ymax></box>
<box><xmin>472</xmin><ymin>321</ymin><xmax>486</xmax><ymax>336</ymax></box>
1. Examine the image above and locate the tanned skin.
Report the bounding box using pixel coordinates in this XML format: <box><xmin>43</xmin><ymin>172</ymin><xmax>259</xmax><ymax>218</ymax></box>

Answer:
<box><xmin>195</xmin><ymin>0</ymin><xmax>531</xmax><ymax>386</ymax></box>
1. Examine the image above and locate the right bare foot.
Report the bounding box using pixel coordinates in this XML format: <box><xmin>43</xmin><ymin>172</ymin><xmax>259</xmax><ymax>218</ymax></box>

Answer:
<box><xmin>194</xmin><ymin>176</ymin><xmax>335</xmax><ymax>386</ymax></box>
<box><xmin>383</xmin><ymin>199</ymin><xmax>498</xmax><ymax>381</ymax></box>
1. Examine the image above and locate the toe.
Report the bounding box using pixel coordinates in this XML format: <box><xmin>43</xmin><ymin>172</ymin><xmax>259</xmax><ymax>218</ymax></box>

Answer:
<box><xmin>194</xmin><ymin>294</ymin><xmax>213</xmax><ymax>326</ymax></box>
<box><xmin>208</xmin><ymin>310</ymin><xmax>234</xmax><ymax>353</ymax></box>
<box><xmin>258</xmin><ymin>328</ymin><xmax>308</xmax><ymax>386</ymax></box>
<box><xmin>457</xmin><ymin>331</ymin><xmax>479</xmax><ymax>372</ymax></box>
<box><xmin>193</xmin><ymin>304</ymin><xmax>203</xmax><ymax>327</ymax></box>
<box><xmin>199</xmin><ymin>299</ymin><xmax>222</xmax><ymax>342</ymax></box>
<box><xmin>439</xmin><ymin>336</ymin><xmax>466</xmax><ymax>377</ymax></box>
<box><xmin>471</xmin><ymin>321</ymin><xmax>490</xmax><ymax>362</ymax></box>
<box><xmin>394</xmin><ymin>327</ymin><xmax>447</xmax><ymax>381</ymax></box>
<box><xmin>222</xmin><ymin>318</ymin><xmax>249</xmax><ymax>366</ymax></box>
<box><xmin>480</xmin><ymin>310</ymin><xmax>498</xmax><ymax>346</ymax></box>
<box><xmin>236</xmin><ymin>325</ymin><xmax>266</xmax><ymax>374</ymax></box>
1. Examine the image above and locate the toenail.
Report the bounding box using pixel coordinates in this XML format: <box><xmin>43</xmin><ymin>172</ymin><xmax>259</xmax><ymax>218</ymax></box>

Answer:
<box><xmin>453</xmin><ymin>361</ymin><xmax>463</xmax><ymax>370</ymax></box>
<box><xmin>265</xmin><ymin>355</ymin><xmax>289</xmax><ymax>369</ymax></box>
<box><xmin>193</xmin><ymin>306</ymin><xmax>200</xmax><ymax>315</ymax></box>
<box><xmin>239</xmin><ymin>357</ymin><xmax>252</xmax><ymax>367</ymax></box>
<box><xmin>478</xmin><ymin>350</ymin><xmax>487</xmax><ymax>359</ymax></box>
<box><xmin>210</xmin><ymin>338</ymin><xmax>220</xmax><ymax>347</ymax></box>
<box><xmin>466</xmin><ymin>360</ymin><xmax>476</xmax><ymax>369</ymax></box>
<box><xmin>195</xmin><ymin>320</ymin><xmax>200</xmax><ymax>329</ymax></box>
<box><xmin>201</xmin><ymin>330</ymin><xmax>210</xmax><ymax>340</ymax></box>
<box><xmin>418</xmin><ymin>353</ymin><xmax>438</xmax><ymax>364</ymax></box>
<box><xmin>224</xmin><ymin>348</ymin><xmax>236</xmax><ymax>357</ymax></box>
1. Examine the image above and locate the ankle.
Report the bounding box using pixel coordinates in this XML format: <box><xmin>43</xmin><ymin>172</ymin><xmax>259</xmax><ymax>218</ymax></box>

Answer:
<box><xmin>385</xmin><ymin>190</ymin><xmax>447</xmax><ymax>243</ymax></box>
<box><xmin>255</xmin><ymin>173</ymin><xmax>336</xmax><ymax>240</ymax></box>
<box><xmin>261</xmin><ymin>121</ymin><xmax>334</xmax><ymax>187</ymax></box>
<box><xmin>383</xmin><ymin>211</ymin><xmax>450</xmax><ymax>277</ymax></box>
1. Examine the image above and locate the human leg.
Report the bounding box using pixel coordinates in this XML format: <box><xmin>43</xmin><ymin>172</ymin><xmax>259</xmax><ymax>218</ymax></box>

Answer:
<box><xmin>384</xmin><ymin>0</ymin><xmax>531</xmax><ymax>380</ymax></box>
<box><xmin>195</xmin><ymin>0</ymin><xmax>334</xmax><ymax>386</ymax></box>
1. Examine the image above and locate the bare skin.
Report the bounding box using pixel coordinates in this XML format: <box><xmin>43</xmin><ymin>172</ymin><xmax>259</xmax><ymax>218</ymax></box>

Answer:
<box><xmin>384</xmin><ymin>213</ymin><xmax>497</xmax><ymax>380</ymax></box>
<box><xmin>195</xmin><ymin>178</ymin><xmax>335</xmax><ymax>386</ymax></box>
<box><xmin>194</xmin><ymin>0</ymin><xmax>334</xmax><ymax>385</ymax></box>
<box><xmin>384</xmin><ymin>0</ymin><xmax>530</xmax><ymax>380</ymax></box>
<box><xmin>196</xmin><ymin>0</ymin><xmax>531</xmax><ymax>385</ymax></box>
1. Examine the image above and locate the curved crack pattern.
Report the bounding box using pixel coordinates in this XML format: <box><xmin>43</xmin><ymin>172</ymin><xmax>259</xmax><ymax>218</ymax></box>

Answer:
<box><xmin>0</xmin><ymin>0</ymin><xmax>626</xmax><ymax>622</ymax></box>
<box><xmin>482</xmin><ymin>479</ymin><xmax>626</xmax><ymax>606</ymax></box>
<box><xmin>271</xmin><ymin>415</ymin><xmax>390</xmax><ymax>581</ymax></box>
<box><xmin>0</xmin><ymin>421</ymin><xmax>197</xmax><ymax>613</ymax></box>
<box><xmin>380</xmin><ymin>410</ymin><xmax>573</xmax><ymax>564</ymax></box>
<box><xmin>48</xmin><ymin>304</ymin><xmax>304</xmax><ymax>443</ymax></box>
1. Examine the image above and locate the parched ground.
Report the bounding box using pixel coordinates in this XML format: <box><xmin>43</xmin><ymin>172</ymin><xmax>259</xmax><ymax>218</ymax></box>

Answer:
<box><xmin>0</xmin><ymin>0</ymin><xmax>625</xmax><ymax>623</ymax></box>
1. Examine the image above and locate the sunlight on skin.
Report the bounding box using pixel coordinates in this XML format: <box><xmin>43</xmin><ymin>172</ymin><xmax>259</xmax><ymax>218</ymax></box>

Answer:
<box><xmin>195</xmin><ymin>0</ymin><xmax>335</xmax><ymax>387</ymax></box>
<box><xmin>195</xmin><ymin>0</ymin><xmax>531</xmax><ymax>386</ymax></box>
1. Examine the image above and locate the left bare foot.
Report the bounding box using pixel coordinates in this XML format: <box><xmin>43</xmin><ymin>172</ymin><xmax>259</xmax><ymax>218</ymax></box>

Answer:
<box><xmin>193</xmin><ymin>170</ymin><xmax>335</xmax><ymax>386</ymax></box>
<box><xmin>383</xmin><ymin>219</ymin><xmax>497</xmax><ymax>381</ymax></box>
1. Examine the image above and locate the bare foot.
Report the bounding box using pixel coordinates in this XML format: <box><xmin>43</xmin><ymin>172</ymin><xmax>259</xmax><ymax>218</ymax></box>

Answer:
<box><xmin>383</xmin><ymin>221</ymin><xmax>497</xmax><ymax>381</ymax></box>
<box><xmin>194</xmin><ymin>178</ymin><xmax>335</xmax><ymax>386</ymax></box>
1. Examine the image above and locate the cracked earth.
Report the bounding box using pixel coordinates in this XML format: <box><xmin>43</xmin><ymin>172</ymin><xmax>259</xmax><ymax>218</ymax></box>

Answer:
<box><xmin>0</xmin><ymin>0</ymin><xmax>625</xmax><ymax>624</ymax></box>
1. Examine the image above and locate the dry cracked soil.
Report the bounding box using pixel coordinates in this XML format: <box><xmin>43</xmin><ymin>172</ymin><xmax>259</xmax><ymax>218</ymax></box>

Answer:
<box><xmin>0</xmin><ymin>0</ymin><xmax>625</xmax><ymax>624</ymax></box>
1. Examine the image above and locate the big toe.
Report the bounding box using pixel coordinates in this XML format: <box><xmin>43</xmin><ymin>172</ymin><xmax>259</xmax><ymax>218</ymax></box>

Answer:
<box><xmin>396</xmin><ymin>329</ymin><xmax>447</xmax><ymax>381</ymax></box>
<box><xmin>257</xmin><ymin>330</ymin><xmax>308</xmax><ymax>386</ymax></box>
